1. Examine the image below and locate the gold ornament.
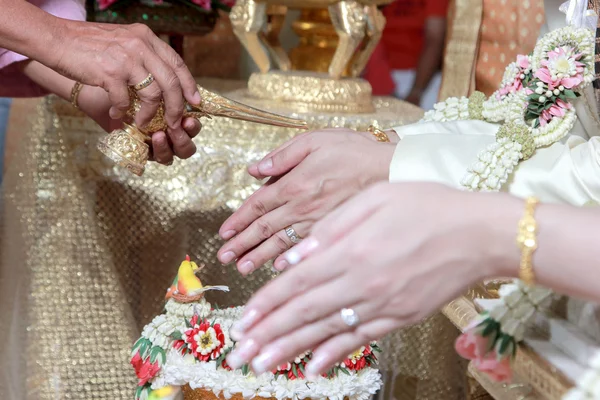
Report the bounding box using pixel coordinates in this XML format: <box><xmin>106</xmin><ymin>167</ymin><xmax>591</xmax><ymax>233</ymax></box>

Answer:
<box><xmin>97</xmin><ymin>85</ymin><xmax>307</xmax><ymax>176</ymax></box>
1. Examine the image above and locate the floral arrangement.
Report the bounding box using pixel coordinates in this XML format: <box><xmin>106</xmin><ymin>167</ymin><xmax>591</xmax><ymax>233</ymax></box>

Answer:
<box><xmin>422</xmin><ymin>20</ymin><xmax>596</xmax><ymax>386</ymax></box>
<box><xmin>96</xmin><ymin>0</ymin><xmax>235</xmax><ymax>12</ymax></box>
<box><xmin>130</xmin><ymin>257</ymin><xmax>381</xmax><ymax>400</ymax></box>
<box><xmin>454</xmin><ymin>282</ymin><xmax>554</xmax><ymax>382</ymax></box>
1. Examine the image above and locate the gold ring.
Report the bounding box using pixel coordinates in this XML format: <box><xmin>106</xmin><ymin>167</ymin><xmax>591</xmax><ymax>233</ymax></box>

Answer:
<box><xmin>367</xmin><ymin>125</ymin><xmax>391</xmax><ymax>143</ymax></box>
<box><xmin>132</xmin><ymin>73</ymin><xmax>155</xmax><ymax>91</ymax></box>
<box><xmin>70</xmin><ymin>82</ymin><xmax>84</xmax><ymax>110</ymax></box>
<box><xmin>284</xmin><ymin>226</ymin><xmax>302</xmax><ymax>244</ymax></box>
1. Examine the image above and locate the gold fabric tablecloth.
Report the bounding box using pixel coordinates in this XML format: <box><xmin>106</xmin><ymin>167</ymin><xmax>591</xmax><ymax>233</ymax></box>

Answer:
<box><xmin>0</xmin><ymin>79</ymin><xmax>464</xmax><ymax>400</ymax></box>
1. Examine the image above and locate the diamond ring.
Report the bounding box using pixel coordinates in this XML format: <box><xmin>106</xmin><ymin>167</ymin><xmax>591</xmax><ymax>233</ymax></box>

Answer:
<box><xmin>340</xmin><ymin>308</ymin><xmax>360</xmax><ymax>327</ymax></box>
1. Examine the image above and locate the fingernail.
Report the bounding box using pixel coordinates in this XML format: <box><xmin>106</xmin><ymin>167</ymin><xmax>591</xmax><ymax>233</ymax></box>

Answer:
<box><xmin>239</xmin><ymin>260</ymin><xmax>255</xmax><ymax>275</ymax></box>
<box><xmin>192</xmin><ymin>91</ymin><xmax>201</xmax><ymax>105</ymax></box>
<box><xmin>306</xmin><ymin>353</ymin><xmax>328</xmax><ymax>379</ymax></box>
<box><xmin>221</xmin><ymin>251</ymin><xmax>236</xmax><ymax>264</ymax></box>
<box><xmin>251</xmin><ymin>348</ymin><xmax>278</xmax><ymax>375</ymax></box>
<box><xmin>221</xmin><ymin>230</ymin><xmax>236</xmax><ymax>240</ymax></box>
<box><xmin>230</xmin><ymin>309</ymin><xmax>260</xmax><ymax>340</ymax></box>
<box><xmin>109</xmin><ymin>107</ymin><xmax>124</xmax><ymax>119</ymax></box>
<box><xmin>258</xmin><ymin>158</ymin><xmax>273</xmax><ymax>174</ymax></box>
<box><xmin>274</xmin><ymin>259</ymin><xmax>289</xmax><ymax>271</ymax></box>
<box><xmin>184</xmin><ymin>119</ymin><xmax>195</xmax><ymax>130</ymax></box>
<box><xmin>226</xmin><ymin>339</ymin><xmax>258</xmax><ymax>369</ymax></box>
<box><xmin>284</xmin><ymin>237</ymin><xmax>319</xmax><ymax>265</ymax></box>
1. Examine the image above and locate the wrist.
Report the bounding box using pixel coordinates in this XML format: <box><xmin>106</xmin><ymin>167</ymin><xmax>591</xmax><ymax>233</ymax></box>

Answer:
<box><xmin>369</xmin><ymin>143</ymin><xmax>396</xmax><ymax>185</ymax></box>
<box><xmin>472</xmin><ymin>193</ymin><xmax>524</xmax><ymax>279</ymax></box>
<box><xmin>36</xmin><ymin>17</ymin><xmax>74</xmax><ymax>70</ymax></box>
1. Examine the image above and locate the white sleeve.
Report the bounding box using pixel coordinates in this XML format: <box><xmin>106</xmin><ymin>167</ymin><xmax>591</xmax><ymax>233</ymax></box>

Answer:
<box><xmin>389</xmin><ymin>120</ymin><xmax>600</xmax><ymax>205</ymax></box>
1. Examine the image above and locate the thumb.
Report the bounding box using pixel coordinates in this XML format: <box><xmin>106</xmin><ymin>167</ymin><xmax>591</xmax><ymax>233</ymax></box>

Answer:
<box><xmin>248</xmin><ymin>131</ymin><xmax>313</xmax><ymax>179</ymax></box>
<box><xmin>284</xmin><ymin>183</ymin><xmax>389</xmax><ymax>265</ymax></box>
<box><xmin>253</xmin><ymin>137</ymin><xmax>312</xmax><ymax>179</ymax></box>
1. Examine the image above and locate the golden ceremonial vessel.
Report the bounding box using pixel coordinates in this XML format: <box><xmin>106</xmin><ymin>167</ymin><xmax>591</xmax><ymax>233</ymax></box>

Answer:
<box><xmin>97</xmin><ymin>86</ymin><xmax>308</xmax><ymax>176</ymax></box>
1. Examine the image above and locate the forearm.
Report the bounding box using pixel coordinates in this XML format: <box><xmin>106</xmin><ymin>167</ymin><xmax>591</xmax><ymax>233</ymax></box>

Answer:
<box><xmin>487</xmin><ymin>193</ymin><xmax>600</xmax><ymax>302</ymax></box>
<box><xmin>0</xmin><ymin>0</ymin><xmax>63</xmax><ymax>65</ymax></box>
<box><xmin>409</xmin><ymin>42</ymin><xmax>444</xmax><ymax>97</ymax></box>
<box><xmin>22</xmin><ymin>61</ymin><xmax>112</xmax><ymax>131</ymax></box>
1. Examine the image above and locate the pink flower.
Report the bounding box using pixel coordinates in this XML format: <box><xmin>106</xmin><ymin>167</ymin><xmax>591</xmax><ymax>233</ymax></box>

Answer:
<box><xmin>517</xmin><ymin>55</ymin><xmax>530</xmax><ymax>70</ymax></box>
<box><xmin>538</xmin><ymin>98</ymin><xmax>571</xmax><ymax>126</ymax></box>
<box><xmin>97</xmin><ymin>0</ymin><xmax>118</xmax><ymax>10</ymax></box>
<box><xmin>472</xmin><ymin>352</ymin><xmax>513</xmax><ymax>383</ymax></box>
<box><xmin>192</xmin><ymin>0</ymin><xmax>212</xmax><ymax>9</ymax></box>
<box><xmin>537</xmin><ymin>46</ymin><xmax>585</xmax><ymax>90</ymax></box>
<box><xmin>455</xmin><ymin>329</ymin><xmax>490</xmax><ymax>360</ymax></box>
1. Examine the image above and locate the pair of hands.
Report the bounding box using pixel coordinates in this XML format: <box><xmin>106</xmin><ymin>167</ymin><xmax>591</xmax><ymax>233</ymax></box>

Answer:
<box><xmin>216</xmin><ymin>128</ymin><xmax>398</xmax><ymax>274</ymax></box>
<box><xmin>223</xmin><ymin>183</ymin><xmax>521</xmax><ymax>377</ymax></box>
<box><xmin>43</xmin><ymin>20</ymin><xmax>200</xmax><ymax>163</ymax></box>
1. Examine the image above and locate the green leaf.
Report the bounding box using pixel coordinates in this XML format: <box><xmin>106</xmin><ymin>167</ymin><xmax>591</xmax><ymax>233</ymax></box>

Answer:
<box><xmin>185</xmin><ymin>318</ymin><xmax>192</xmax><ymax>329</ymax></box>
<box><xmin>529</xmin><ymin>93</ymin><xmax>541</xmax><ymax>101</ymax></box>
<box><xmin>213</xmin><ymin>303</ymin><xmax>221</xmax><ymax>310</ymax></box>
<box><xmin>544</xmin><ymin>102</ymin><xmax>555</xmax><ymax>110</ymax></box>
<box><xmin>339</xmin><ymin>367</ymin><xmax>351</xmax><ymax>376</ymax></box>
<box><xmin>499</xmin><ymin>335</ymin><xmax>512</xmax><ymax>355</ymax></box>
<box><xmin>299</xmin><ymin>363</ymin><xmax>306</xmax><ymax>374</ymax></box>
<box><xmin>242</xmin><ymin>364</ymin><xmax>250</xmax><ymax>376</ymax></box>
<box><xmin>170</xmin><ymin>330</ymin><xmax>183</xmax><ymax>341</ymax></box>
<box><xmin>563</xmin><ymin>89</ymin><xmax>578</xmax><ymax>99</ymax></box>
<box><xmin>292</xmin><ymin>363</ymin><xmax>298</xmax><ymax>378</ymax></box>
<box><xmin>534</xmin><ymin>119</ymin><xmax>540</xmax><ymax>128</ymax></box>
<box><xmin>482</xmin><ymin>320</ymin><xmax>498</xmax><ymax>337</ymax></box>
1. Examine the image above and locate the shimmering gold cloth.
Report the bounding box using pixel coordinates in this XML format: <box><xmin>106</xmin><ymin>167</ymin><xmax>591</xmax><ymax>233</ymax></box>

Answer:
<box><xmin>0</xmin><ymin>79</ymin><xmax>451</xmax><ymax>399</ymax></box>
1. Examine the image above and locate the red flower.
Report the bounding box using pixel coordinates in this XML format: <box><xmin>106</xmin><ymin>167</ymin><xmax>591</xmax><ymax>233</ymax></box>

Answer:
<box><xmin>177</xmin><ymin>316</ymin><xmax>230</xmax><ymax>362</ymax></box>
<box><xmin>342</xmin><ymin>346</ymin><xmax>373</xmax><ymax>372</ymax></box>
<box><xmin>130</xmin><ymin>352</ymin><xmax>161</xmax><ymax>386</ymax></box>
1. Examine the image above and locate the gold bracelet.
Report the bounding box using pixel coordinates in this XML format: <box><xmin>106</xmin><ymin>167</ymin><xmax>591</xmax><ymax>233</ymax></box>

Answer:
<box><xmin>70</xmin><ymin>81</ymin><xmax>84</xmax><ymax>110</ymax></box>
<box><xmin>367</xmin><ymin>125</ymin><xmax>391</xmax><ymax>143</ymax></box>
<box><xmin>516</xmin><ymin>197</ymin><xmax>539</xmax><ymax>285</ymax></box>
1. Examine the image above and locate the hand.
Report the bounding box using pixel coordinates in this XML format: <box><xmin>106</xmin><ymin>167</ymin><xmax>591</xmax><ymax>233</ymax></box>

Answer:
<box><xmin>46</xmin><ymin>21</ymin><xmax>200</xmax><ymax>160</ymax></box>
<box><xmin>404</xmin><ymin>91</ymin><xmax>422</xmax><ymax>107</ymax></box>
<box><xmin>224</xmin><ymin>183</ymin><xmax>522</xmax><ymax>377</ymax></box>
<box><xmin>217</xmin><ymin>128</ymin><xmax>397</xmax><ymax>275</ymax></box>
<box><xmin>78</xmin><ymin>84</ymin><xmax>201</xmax><ymax>165</ymax></box>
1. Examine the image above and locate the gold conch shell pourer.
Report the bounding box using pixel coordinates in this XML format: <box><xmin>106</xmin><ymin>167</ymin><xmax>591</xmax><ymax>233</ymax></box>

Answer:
<box><xmin>97</xmin><ymin>85</ymin><xmax>308</xmax><ymax>176</ymax></box>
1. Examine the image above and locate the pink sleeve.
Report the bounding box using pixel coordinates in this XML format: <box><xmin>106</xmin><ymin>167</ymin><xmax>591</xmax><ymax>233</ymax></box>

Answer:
<box><xmin>0</xmin><ymin>0</ymin><xmax>86</xmax><ymax>98</ymax></box>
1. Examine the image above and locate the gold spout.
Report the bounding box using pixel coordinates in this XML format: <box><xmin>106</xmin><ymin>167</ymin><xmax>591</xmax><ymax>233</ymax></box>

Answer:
<box><xmin>97</xmin><ymin>84</ymin><xmax>308</xmax><ymax>175</ymax></box>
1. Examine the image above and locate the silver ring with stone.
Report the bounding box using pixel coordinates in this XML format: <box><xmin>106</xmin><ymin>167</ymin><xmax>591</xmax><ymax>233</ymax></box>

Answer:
<box><xmin>284</xmin><ymin>226</ymin><xmax>302</xmax><ymax>244</ymax></box>
<box><xmin>340</xmin><ymin>308</ymin><xmax>360</xmax><ymax>327</ymax></box>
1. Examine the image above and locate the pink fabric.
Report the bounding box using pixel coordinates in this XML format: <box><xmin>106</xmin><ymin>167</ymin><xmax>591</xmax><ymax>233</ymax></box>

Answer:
<box><xmin>0</xmin><ymin>0</ymin><xmax>86</xmax><ymax>97</ymax></box>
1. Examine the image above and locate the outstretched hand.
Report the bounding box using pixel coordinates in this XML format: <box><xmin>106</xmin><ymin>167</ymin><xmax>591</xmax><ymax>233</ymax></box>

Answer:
<box><xmin>217</xmin><ymin>128</ymin><xmax>397</xmax><ymax>275</ymax></box>
<box><xmin>224</xmin><ymin>183</ymin><xmax>521</xmax><ymax>377</ymax></box>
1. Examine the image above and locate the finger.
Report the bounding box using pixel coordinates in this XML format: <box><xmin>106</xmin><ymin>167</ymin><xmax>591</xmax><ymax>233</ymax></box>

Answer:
<box><xmin>230</xmin><ymin>234</ymin><xmax>344</xmax><ymax>340</ymax></box>
<box><xmin>142</xmin><ymin>55</ymin><xmax>194</xmax><ymax>159</ymax></box>
<box><xmin>218</xmin><ymin>184</ymin><xmax>281</xmax><ymax>241</ymax></box>
<box><xmin>151</xmin><ymin>131</ymin><xmax>174</xmax><ymax>165</ymax></box>
<box><xmin>283</xmin><ymin>183</ymin><xmax>390</xmax><ymax>265</ymax></box>
<box><xmin>306</xmin><ymin>318</ymin><xmax>399</xmax><ymax>378</ymax></box>
<box><xmin>239</xmin><ymin>268</ymin><xmax>387</xmax><ymax>354</ymax></box>
<box><xmin>248</xmin><ymin>130</ymin><xmax>314</xmax><ymax>178</ymax></box>
<box><xmin>217</xmin><ymin>203</ymin><xmax>297</xmax><ymax>267</ymax></box>
<box><xmin>130</xmin><ymin>71</ymin><xmax>162</xmax><ymax>127</ymax></box>
<box><xmin>105</xmin><ymin>80</ymin><xmax>131</xmax><ymax>120</ymax></box>
<box><xmin>250</xmin><ymin>133</ymin><xmax>319</xmax><ymax>179</ymax></box>
<box><xmin>235</xmin><ymin>284</ymin><xmax>385</xmax><ymax>373</ymax></box>
<box><xmin>236</xmin><ymin>222</ymin><xmax>311</xmax><ymax>275</ymax></box>
<box><xmin>149</xmin><ymin>36</ymin><xmax>201</xmax><ymax>105</ymax></box>
<box><xmin>182</xmin><ymin>117</ymin><xmax>201</xmax><ymax>138</ymax></box>
<box><xmin>227</xmin><ymin>299</ymin><xmax>375</xmax><ymax>373</ymax></box>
